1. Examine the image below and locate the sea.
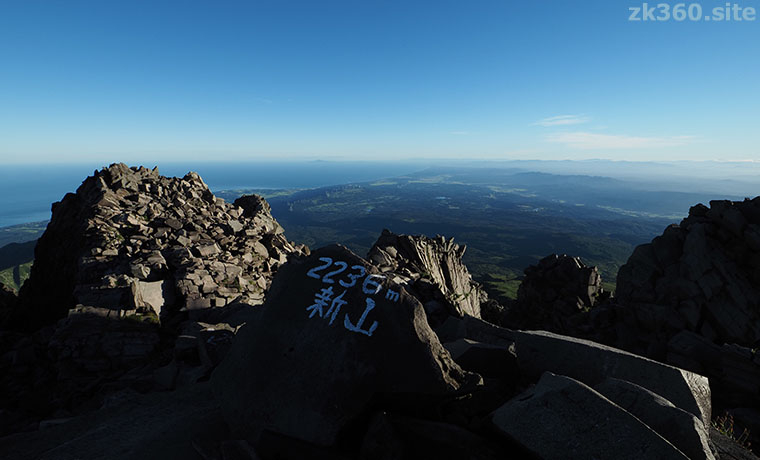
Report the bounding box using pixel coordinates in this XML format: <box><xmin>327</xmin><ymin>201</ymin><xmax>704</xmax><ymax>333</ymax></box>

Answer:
<box><xmin>0</xmin><ymin>161</ymin><xmax>428</xmax><ymax>229</ymax></box>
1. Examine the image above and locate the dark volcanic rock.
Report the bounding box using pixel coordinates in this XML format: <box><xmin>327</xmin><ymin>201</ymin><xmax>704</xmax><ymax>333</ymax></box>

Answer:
<box><xmin>505</xmin><ymin>254</ymin><xmax>606</xmax><ymax>333</ymax></box>
<box><xmin>367</xmin><ymin>229</ymin><xmax>492</xmax><ymax>324</ymax></box>
<box><xmin>710</xmin><ymin>425</ymin><xmax>759</xmax><ymax>460</ymax></box>
<box><xmin>48</xmin><ymin>307</ymin><xmax>160</xmax><ymax>388</ymax></box>
<box><xmin>617</xmin><ymin>199</ymin><xmax>760</xmax><ymax>347</ymax></box>
<box><xmin>614</xmin><ymin>197</ymin><xmax>760</xmax><ymax>441</ymax></box>
<box><xmin>438</xmin><ymin>316</ymin><xmax>712</xmax><ymax>427</ymax></box>
<box><xmin>511</xmin><ymin>327</ymin><xmax>711</xmax><ymax>426</ymax></box>
<box><xmin>667</xmin><ymin>330</ymin><xmax>760</xmax><ymax>409</ymax></box>
<box><xmin>16</xmin><ymin>163</ymin><xmax>306</xmax><ymax>330</ymax></box>
<box><xmin>0</xmin><ymin>283</ymin><xmax>17</xmax><ymax>325</ymax></box>
<box><xmin>594</xmin><ymin>377</ymin><xmax>715</xmax><ymax>460</ymax></box>
<box><xmin>212</xmin><ymin>244</ymin><xmax>474</xmax><ymax>446</ymax></box>
<box><xmin>0</xmin><ymin>383</ymin><xmax>225</xmax><ymax>460</ymax></box>
<box><xmin>492</xmin><ymin>372</ymin><xmax>690</xmax><ymax>459</ymax></box>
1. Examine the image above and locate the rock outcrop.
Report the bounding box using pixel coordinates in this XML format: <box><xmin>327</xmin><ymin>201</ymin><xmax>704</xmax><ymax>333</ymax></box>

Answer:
<box><xmin>16</xmin><ymin>163</ymin><xmax>306</xmax><ymax>330</ymax></box>
<box><xmin>0</xmin><ymin>164</ymin><xmax>307</xmax><ymax>438</ymax></box>
<box><xmin>617</xmin><ymin>199</ymin><xmax>760</xmax><ymax>348</ymax></box>
<box><xmin>367</xmin><ymin>229</ymin><xmax>498</xmax><ymax>325</ymax></box>
<box><xmin>0</xmin><ymin>284</ymin><xmax>17</xmax><ymax>325</ymax></box>
<box><xmin>610</xmin><ymin>198</ymin><xmax>760</xmax><ymax>450</ymax></box>
<box><xmin>505</xmin><ymin>253</ymin><xmax>606</xmax><ymax>333</ymax></box>
<box><xmin>212</xmin><ymin>244</ymin><xmax>475</xmax><ymax>446</ymax></box>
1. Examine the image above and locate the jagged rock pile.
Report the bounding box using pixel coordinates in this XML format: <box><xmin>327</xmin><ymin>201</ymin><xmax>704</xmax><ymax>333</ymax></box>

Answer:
<box><xmin>505</xmin><ymin>254</ymin><xmax>606</xmax><ymax>333</ymax></box>
<box><xmin>0</xmin><ymin>164</ymin><xmax>308</xmax><ymax>439</ymax></box>
<box><xmin>367</xmin><ymin>229</ymin><xmax>501</xmax><ymax>325</ymax></box>
<box><xmin>17</xmin><ymin>163</ymin><xmax>306</xmax><ymax>329</ymax></box>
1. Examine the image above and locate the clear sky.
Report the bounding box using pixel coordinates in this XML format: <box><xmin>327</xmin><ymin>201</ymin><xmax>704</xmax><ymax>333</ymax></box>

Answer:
<box><xmin>0</xmin><ymin>0</ymin><xmax>758</xmax><ymax>164</ymax></box>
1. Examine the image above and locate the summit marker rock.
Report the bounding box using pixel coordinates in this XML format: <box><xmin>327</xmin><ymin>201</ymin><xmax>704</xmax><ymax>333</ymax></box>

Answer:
<box><xmin>212</xmin><ymin>244</ymin><xmax>473</xmax><ymax>446</ymax></box>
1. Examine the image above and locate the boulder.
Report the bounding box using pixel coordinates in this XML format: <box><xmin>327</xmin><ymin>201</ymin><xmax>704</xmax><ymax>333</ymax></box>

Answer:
<box><xmin>594</xmin><ymin>377</ymin><xmax>715</xmax><ymax>460</ymax></box>
<box><xmin>440</xmin><ymin>316</ymin><xmax>712</xmax><ymax>427</ymax></box>
<box><xmin>212</xmin><ymin>244</ymin><xmax>473</xmax><ymax>446</ymax></box>
<box><xmin>492</xmin><ymin>372</ymin><xmax>689</xmax><ymax>459</ymax></box>
<box><xmin>509</xmin><ymin>329</ymin><xmax>712</xmax><ymax>427</ymax></box>
<box><xmin>131</xmin><ymin>280</ymin><xmax>174</xmax><ymax>317</ymax></box>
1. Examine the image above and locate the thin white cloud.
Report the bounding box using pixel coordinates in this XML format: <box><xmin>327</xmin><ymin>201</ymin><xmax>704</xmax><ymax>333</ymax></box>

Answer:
<box><xmin>546</xmin><ymin>132</ymin><xmax>695</xmax><ymax>150</ymax></box>
<box><xmin>534</xmin><ymin>115</ymin><xmax>590</xmax><ymax>127</ymax></box>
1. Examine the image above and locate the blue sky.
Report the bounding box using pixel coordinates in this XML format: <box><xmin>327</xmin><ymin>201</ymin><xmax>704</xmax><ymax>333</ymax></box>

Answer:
<box><xmin>0</xmin><ymin>0</ymin><xmax>758</xmax><ymax>164</ymax></box>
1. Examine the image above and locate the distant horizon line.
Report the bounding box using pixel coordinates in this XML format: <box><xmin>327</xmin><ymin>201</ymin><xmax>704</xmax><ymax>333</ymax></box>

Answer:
<box><xmin>1</xmin><ymin>157</ymin><xmax>759</xmax><ymax>167</ymax></box>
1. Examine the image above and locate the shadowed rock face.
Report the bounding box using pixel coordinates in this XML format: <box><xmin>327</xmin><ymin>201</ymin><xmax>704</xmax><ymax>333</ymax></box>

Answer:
<box><xmin>594</xmin><ymin>378</ymin><xmax>715</xmax><ymax>460</ymax></box>
<box><xmin>212</xmin><ymin>244</ymin><xmax>474</xmax><ymax>446</ymax></box>
<box><xmin>0</xmin><ymin>284</ymin><xmax>16</xmax><ymax>324</ymax></box>
<box><xmin>367</xmin><ymin>229</ymin><xmax>493</xmax><ymax>324</ymax></box>
<box><xmin>617</xmin><ymin>198</ymin><xmax>760</xmax><ymax>347</ymax></box>
<box><xmin>492</xmin><ymin>372</ymin><xmax>691</xmax><ymax>460</ymax></box>
<box><xmin>16</xmin><ymin>163</ymin><xmax>306</xmax><ymax>330</ymax></box>
<box><xmin>506</xmin><ymin>254</ymin><xmax>606</xmax><ymax>333</ymax></box>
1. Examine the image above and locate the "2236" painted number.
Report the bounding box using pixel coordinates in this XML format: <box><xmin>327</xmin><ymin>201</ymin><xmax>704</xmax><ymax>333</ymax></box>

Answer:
<box><xmin>306</xmin><ymin>257</ymin><xmax>367</xmax><ymax>288</ymax></box>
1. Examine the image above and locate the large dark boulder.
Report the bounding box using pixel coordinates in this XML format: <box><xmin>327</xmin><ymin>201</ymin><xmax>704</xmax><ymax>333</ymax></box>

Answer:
<box><xmin>438</xmin><ymin>316</ymin><xmax>712</xmax><ymax>427</ymax></box>
<box><xmin>492</xmin><ymin>372</ymin><xmax>690</xmax><ymax>459</ymax></box>
<box><xmin>212</xmin><ymin>244</ymin><xmax>474</xmax><ymax>446</ymax></box>
<box><xmin>594</xmin><ymin>378</ymin><xmax>715</xmax><ymax>460</ymax></box>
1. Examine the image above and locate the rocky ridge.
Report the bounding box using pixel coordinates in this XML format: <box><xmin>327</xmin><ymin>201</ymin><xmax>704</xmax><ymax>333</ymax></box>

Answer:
<box><xmin>0</xmin><ymin>166</ymin><xmax>757</xmax><ymax>459</ymax></box>
<box><xmin>0</xmin><ymin>164</ymin><xmax>306</xmax><ymax>439</ymax></box>
<box><xmin>17</xmin><ymin>163</ymin><xmax>306</xmax><ymax>330</ymax></box>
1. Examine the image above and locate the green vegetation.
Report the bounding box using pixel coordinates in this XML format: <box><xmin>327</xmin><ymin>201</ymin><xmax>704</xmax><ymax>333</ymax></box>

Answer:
<box><xmin>220</xmin><ymin>170</ymin><xmax>672</xmax><ymax>304</ymax></box>
<box><xmin>0</xmin><ymin>261</ymin><xmax>32</xmax><ymax>292</ymax></box>
<box><xmin>124</xmin><ymin>311</ymin><xmax>161</xmax><ymax>325</ymax></box>
<box><xmin>0</xmin><ymin>239</ymin><xmax>36</xmax><ymax>291</ymax></box>
<box><xmin>0</xmin><ymin>221</ymin><xmax>46</xmax><ymax>248</ymax></box>
<box><xmin>482</xmin><ymin>270</ymin><xmax>523</xmax><ymax>303</ymax></box>
<box><xmin>215</xmin><ymin>188</ymin><xmax>301</xmax><ymax>202</ymax></box>
<box><xmin>713</xmin><ymin>412</ymin><xmax>752</xmax><ymax>450</ymax></box>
